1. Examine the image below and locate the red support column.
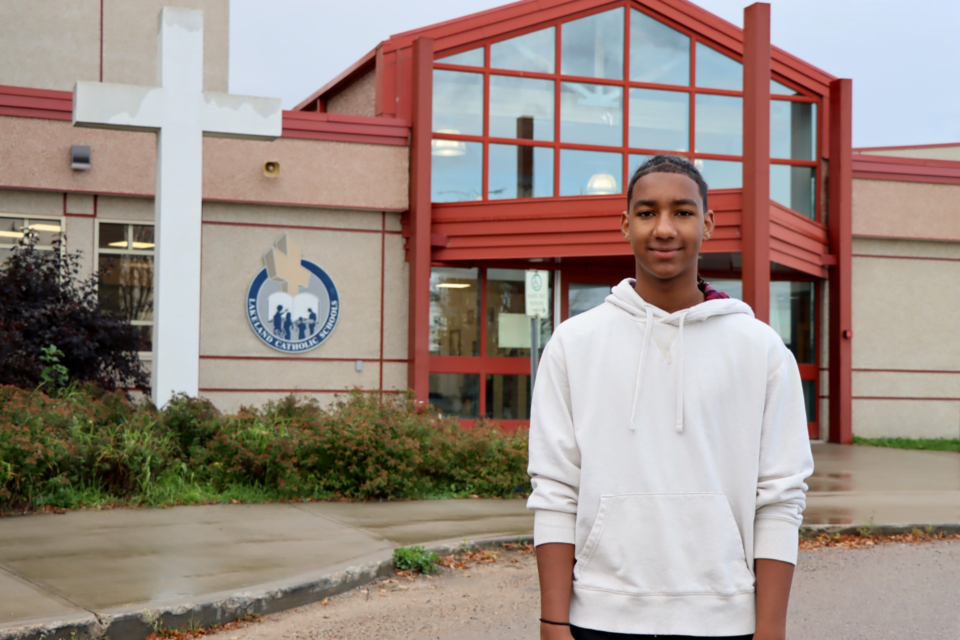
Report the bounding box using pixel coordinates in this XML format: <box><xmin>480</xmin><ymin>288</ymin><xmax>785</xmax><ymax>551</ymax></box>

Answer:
<box><xmin>741</xmin><ymin>3</ymin><xmax>771</xmax><ymax>323</ymax></box>
<box><xmin>408</xmin><ymin>37</ymin><xmax>434</xmax><ymax>402</ymax></box>
<box><xmin>828</xmin><ymin>78</ymin><xmax>853</xmax><ymax>444</ymax></box>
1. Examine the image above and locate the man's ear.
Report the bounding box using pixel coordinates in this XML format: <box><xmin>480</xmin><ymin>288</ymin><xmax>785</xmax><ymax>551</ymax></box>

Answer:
<box><xmin>620</xmin><ymin>210</ymin><xmax>630</xmax><ymax>239</ymax></box>
<box><xmin>702</xmin><ymin>209</ymin><xmax>715</xmax><ymax>242</ymax></box>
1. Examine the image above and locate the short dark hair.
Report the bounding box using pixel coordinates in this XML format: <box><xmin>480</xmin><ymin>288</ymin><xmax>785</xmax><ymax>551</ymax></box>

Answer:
<box><xmin>627</xmin><ymin>155</ymin><xmax>709</xmax><ymax>211</ymax></box>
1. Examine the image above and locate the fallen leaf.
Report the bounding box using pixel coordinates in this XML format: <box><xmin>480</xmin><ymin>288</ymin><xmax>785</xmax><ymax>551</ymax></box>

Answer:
<box><xmin>321</xmin><ymin>598</ymin><xmax>329</xmax><ymax>606</ymax></box>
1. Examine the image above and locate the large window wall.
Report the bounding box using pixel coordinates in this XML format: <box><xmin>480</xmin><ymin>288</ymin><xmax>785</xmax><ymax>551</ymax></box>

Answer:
<box><xmin>431</xmin><ymin>4</ymin><xmax>821</xmax><ymax>219</ymax></box>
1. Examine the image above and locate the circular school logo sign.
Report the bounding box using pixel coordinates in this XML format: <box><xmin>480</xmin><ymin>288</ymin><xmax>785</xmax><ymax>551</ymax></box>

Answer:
<box><xmin>246</xmin><ymin>234</ymin><xmax>340</xmax><ymax>353</ymax></box>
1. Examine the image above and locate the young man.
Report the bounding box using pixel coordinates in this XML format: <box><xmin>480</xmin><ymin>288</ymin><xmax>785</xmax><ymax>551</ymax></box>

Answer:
<box><xmin>528</xmin><ymin>155</ymin><xmax>814</xmax><ymax>640</ymax></box>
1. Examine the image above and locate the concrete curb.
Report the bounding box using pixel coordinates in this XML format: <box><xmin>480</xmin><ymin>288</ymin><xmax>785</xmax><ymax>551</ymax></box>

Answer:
<box><xmin>0</xmin><ymin>535</ymin><xmax>533</xmax><ymax>640</ymax></box>
<box><xmin>4</xmin><ymin>526</ymin><xmax>960</xmax><ymax>640</ymax></box>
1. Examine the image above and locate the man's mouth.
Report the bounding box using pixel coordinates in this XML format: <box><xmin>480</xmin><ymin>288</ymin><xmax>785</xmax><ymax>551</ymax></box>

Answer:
<box><xmin>649</xmin><ymin>247</ymin><xmax>681</xmax><ymax>258</ymax></box>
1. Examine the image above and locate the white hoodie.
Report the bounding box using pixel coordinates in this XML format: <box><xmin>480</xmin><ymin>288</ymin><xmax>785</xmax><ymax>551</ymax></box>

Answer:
<box><xmin>527</xmin><ymin>278</ymin><xmax>814</xmax><ymax>637</ymax></box>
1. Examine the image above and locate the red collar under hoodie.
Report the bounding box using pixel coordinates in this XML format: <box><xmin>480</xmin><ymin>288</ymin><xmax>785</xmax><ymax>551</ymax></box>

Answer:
<box><xmin>526</xmin><ymin>278</ymin><xmax>813</xmax><ymax>636</ymax></box>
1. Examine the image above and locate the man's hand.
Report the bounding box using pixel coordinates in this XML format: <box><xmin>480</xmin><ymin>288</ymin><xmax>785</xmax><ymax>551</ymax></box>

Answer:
<box><xmin>754</xmin><ymin>558</ymin><xmax>794</xmax><ymax>640</ymax></box>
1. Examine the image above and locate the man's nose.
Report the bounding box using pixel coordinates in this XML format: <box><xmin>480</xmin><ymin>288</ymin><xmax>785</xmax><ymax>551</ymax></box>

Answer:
<box><xmin>653</xmin><ymin>212</ymin><xmax>677</xmax><ymax>238</ymax></box>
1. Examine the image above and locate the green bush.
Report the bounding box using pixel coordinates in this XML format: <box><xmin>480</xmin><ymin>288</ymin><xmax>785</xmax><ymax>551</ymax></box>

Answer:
<box><xmin>0</xmin><ymin>385</ymin><xmax>531</xmax><ymax>512</ymax></box>
<box><xmin>393</xmin><ymin>545</ymin><xmax>441</xmax><ymax>574</ymax></box>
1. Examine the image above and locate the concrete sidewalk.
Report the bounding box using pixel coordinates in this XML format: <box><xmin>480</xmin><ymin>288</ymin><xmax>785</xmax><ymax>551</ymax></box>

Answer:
<box><xmin>1</xmin><ymin>443</ymin><xmax>958</xmax><ymax>639</ymax></box>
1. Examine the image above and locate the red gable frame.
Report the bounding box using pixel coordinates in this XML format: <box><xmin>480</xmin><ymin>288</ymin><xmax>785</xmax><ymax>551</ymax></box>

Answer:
<box><xmin>297</xmin><ymin>0</ymin><xmax>836</xmax><ymax>122</ymax></box>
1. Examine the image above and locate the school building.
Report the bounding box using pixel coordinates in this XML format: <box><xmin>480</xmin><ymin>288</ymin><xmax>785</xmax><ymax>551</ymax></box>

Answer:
<box><xmin>1</xmin><ymin>0</ymin><xmax>958</xmax><ymax>444</ymax></box>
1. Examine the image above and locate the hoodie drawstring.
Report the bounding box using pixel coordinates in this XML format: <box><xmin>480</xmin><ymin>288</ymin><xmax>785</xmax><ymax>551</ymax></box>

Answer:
<box><xmin>629</xmin><ymin>305</ymin><xmax>655</xmax><ymax>431</ymax></box>
<box><xmin>675</xmin><ymin>311</ymin><xmax>687</xmax><ymax>433</ymax></box>
<box><xmin>630</xmin><ymin>307</ymin><xmax>688</xmax><ymax>434</ymax></box>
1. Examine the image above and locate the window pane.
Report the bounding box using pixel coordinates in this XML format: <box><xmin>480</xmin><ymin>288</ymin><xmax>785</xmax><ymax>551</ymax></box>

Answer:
<box><xmin>134</xmin><ymin>325</ymin><xmax>153</xmax><ymax>352</ymax></box>
<box><xmin>695</xmin><ymin>42</ymin><xmax>742</xmax><ymax>90</ymax></box>
<box><xmin>629</xmin><ymin>88</ymin><xmax>689</xmax><ymax>151</ymax></box>
<box><xmin>489</xmin><ymin>144</ymin><xmax>554</xmax><ymax>199</ymax></box>
<box><xmin>708</xmin><ymin>278</ymin><xmax>742</xmax><ymax>300</ymax></box>
<box><xmin>99</xmin><ymin>223</ymin><xmax>127</xmax><ymax>249</ymax></box>
<box><xmin>25</xmin><ymin>219</ymin><xmax>61</xmax><ymax>246</ymax></box>
<box><xmin>131</xmin><ymin>224</ymin><xmax>155</xmax><ymax>251</ymax></box>
<box><xmin>560</xmin><ymin>149</ymin><xmax>622</xmax><ymax>196</ymax></box>
<box><xmin>569</xmin><ymin>282</ymin><xmax>611</xmax><ymax>317</ymax></box>
<box><xmin>771</xmin><ymin>79</ymin><xmax>797</xmax><ymax>95</ymax></box>
<box><xmin>430</xmin><ymin>267</ymin><xmax>480</xmax><ymax>356</ymax></box>
<box><xmin>630</xmin><ymin>9</ymin><xmax>690</xmax><ymax>86</ymax></box>
<box><xmin>560</xmin><ymin>82</ymin><xmax>622</xmax><ymax>146</ymax></box>
<box><xmin>490</xmin><ymin>75</ymin><xmax>554</xmax><ymax>141</ymax></box>
<box><xmin>628</xmin><ymin>153</ymin><xmax>654</xmax><ymax>183</ymax></box>
<box><xmin>491</xmin><ymin>27</ymin><xmax>554</xmax><ymax>73</ymax></box>
<box><xmin>696</xmin><ymin>159</ymin><xmax>741</xmax><ymax>189</ymax></box>
<box><xmin>437</xmin><ymin>48</ymin><xmax>484</xmax><ymax>67</ymax></box>
<box><xmin>801</xmin><ymin>379</ymin><xmax>816</xmax><ymax>422</ymax></box>
<box><xmin>695</xmin><ymin>94</ymin><xmax>742</xmax><ymax>155</ymax></box>
<box><xmin>486</xmin><ymin>374</ymin><xmax>531</xmax><ymax>420</ymax></box>
<box><xmin>432</xmin><ymin>140</ymin><xmax>482</xmax><ymax>202</ymax></box>
<box><xmin>486</xmin><ymin>268</ymin><xmax>552</xmax><ymax>358</ymax></box>
<box><xmin>432</xmin><ymin>70</ymin><xmax>483</xmax><ymax>136</ymax></box>
<box><xmin>770</xmin><ymin>281</ymin><xmax>815</xmax><ymax>364</ymax></box>
<box><xmin>98</xmin><ymin>254</ymin><xmax>154</xmax><ymax>321</ymax></box>
<box><xmin>561</xmin><ymin>8</ymin><xmax>624</xmax><ymax>79</ymax></box>
<box><xmin>0</xmin><ymin>216</ymin><xmax>24</xmax><ymax>246</ymax></box>
<box><xmin>771</xmin><ymin>164</ymin><xmax>816</xmax><ymax>219</ymax></box>
<box><xmin>429</xmin><ymin>373</ymin><xmax>480</xmax><ymax>419</ymax></box>
<box><xmin>771</xmin><ymin>101</ymin><xmax>816</xmax><ymax>161</ymax></box>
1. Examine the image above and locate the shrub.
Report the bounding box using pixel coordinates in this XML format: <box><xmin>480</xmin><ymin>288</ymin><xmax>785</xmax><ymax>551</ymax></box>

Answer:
<box><xmin>0</xmin><ymin>232</ymin><xmax>149</xmax><ymax>394</ymax></box>
<box><xmin>0</xmin><ymin>386</ymin><xmax>532</xmax><ymax>512</ymax></box>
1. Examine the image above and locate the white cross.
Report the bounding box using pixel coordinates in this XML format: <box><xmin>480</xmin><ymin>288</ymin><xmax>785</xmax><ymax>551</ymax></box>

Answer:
<box><xmin>73</xmin><ymin>7</ymin><xmax>282</xmax><ymax>407</ymax></box>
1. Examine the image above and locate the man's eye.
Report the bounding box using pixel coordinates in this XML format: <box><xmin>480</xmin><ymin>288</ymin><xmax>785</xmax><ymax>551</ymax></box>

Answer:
<box><xmin>636</xmin><ymin>210</ymin><xmax>654</xmax><ymax>217</ymax></box>
<box><xmin>677</xmin><ymin>210</ymin><xmax>694</xmax><ymax>216</ymax></box>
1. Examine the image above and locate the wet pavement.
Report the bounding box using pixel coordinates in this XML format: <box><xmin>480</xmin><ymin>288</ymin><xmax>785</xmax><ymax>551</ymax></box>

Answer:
<box><xmin>0</xmin><ymin>443</ymin><xmax>957</xmax><ymax>634</ymax></box>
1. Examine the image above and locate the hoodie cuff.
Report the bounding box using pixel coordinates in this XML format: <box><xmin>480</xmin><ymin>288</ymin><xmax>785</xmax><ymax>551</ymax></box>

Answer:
<box><xmin>533</xmin><ymin>509</ymin><xmax>577</xmax><ymax>546</ymax></box>
<box><xmin>754</xmin><ymin>517</ymin><xmax>800</xmax><ymax>565</ymax></box>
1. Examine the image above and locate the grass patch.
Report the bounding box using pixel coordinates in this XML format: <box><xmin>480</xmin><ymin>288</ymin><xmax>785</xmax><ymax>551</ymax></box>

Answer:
<box><xmin>853</xmin><ymin>436</ymin><xmax>959</xmax><ymax>453</ymax></box>
<box><xmin>393</xmin><ymin>545</ymin><xmax>442</xmax><ymax>574</ymax></box>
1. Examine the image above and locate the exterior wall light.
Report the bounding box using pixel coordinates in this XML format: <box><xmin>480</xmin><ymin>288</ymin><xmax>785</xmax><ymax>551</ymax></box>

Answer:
<box><xmin>586</xmin><ymin>173</ymin><xmax>618</xmax><ymax>195</ymax></box>
<box><xmin>70</xmin><ymin>145</ymin><xmax>91</xmax><ymax>170</ymax></box>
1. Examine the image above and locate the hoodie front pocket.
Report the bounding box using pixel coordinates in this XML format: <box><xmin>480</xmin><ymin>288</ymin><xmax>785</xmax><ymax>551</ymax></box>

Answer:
<box><xmin>576</xmin><ymin>493</ymin><xmax>755</xmax><ymax>596</ymax></box>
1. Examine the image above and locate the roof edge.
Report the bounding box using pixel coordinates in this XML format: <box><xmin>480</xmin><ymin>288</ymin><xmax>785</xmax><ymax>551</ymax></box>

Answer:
<box><xmin>293</xmin><ymin>46</ymin><xmax>377</xmax><ymax>112</ymax></box>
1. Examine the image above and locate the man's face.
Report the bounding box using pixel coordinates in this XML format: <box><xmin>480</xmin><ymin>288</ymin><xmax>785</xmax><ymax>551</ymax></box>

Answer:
<box><xmin>620</xmin><ymin>172</ymin><xmax>714</xmax><ymax>283</ymax></box>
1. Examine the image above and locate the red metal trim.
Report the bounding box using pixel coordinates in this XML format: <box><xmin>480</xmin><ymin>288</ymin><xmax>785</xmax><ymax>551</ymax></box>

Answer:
<box><xmin>201</xmin><ymin>220</ymin><xmax>400</xmax><ymax>234</ymax></box>
<box><xmin>827</xmin><ymin>78</ymin><xmax>853</xmax><ymax>445</ymax></box>
<box><xmin>741</xmin><ymin>4</ymin><xmax>771</xmax><ymax>323</ymax></box>
<box><xmin>853</xmin><ymin>368</ymin><xmax>960</xmax><ymax>374</ymax></box>
<box><xmin>852</xmin><ymin>153</ymin><xmax>960</xmax><ymax>185</ymax></box>
<box><xmin>408</xmin><ymin>38</ymin><xmax>434</xmax><ymax>402</ymax></box>
<box><xmin>200</xmin><ymin>355</ymin><xmax>409</xmax><ymax>363</ymax></box>
<box><xmin>853</xmin><ymin>253</ymin><xmax>960</xmax><ymax>263</ymax></box>
<box><xmin>99</xmin><ymin>0</ymin><xmax>104</xmax><ymax>82</ymax></box>
<box><xmin>478</xmin><ymin>268</ymin><xmax>489</xmax><ymax>411</ymax></box>
<box><xmin>430</xmin><ymin>355</ymin><xmax>532</xmax><ymax>376</ymax></box>
<box><xmin>200</xmin><ymin>388</ymin><xmax>402</xmax><ymax>394</ymax></box>
<box><xmin>851</xmin><ymin>396</ymin><xmax>959</xmax><ymax>402</ymax></box>
<box><xmin>855</xmin><ymin>141</ymin><xmax>960</xmax><ymax>152</ymax></box>
<box><xmin>202</xmin><ymin>197</ymin><xmax>405</xmax><ymax>214</ymax></box>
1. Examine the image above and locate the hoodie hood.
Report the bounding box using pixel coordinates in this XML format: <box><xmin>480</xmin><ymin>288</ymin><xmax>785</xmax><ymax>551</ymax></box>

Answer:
<box><xmin>606</xmin><ymin>278</ymin><xmax>754</xmax><ymax>432</ymax></box>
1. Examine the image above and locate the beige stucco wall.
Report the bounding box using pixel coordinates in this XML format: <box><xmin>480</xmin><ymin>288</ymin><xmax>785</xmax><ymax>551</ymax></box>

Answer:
<box><xmin>850</xmin><ymin>237</ymin><xmax>960</xmax><ymax>439</ymax></box>
<box><xmin>855</xmin><ymin>146</ymin><xmax>960</xmax><ymax>162</ymax></box>
<box><xmin>0</xmin><ymin>116</ymin><xmax>409</xmax><ymax>211</ymax></box>
<box><xmin>326</xmin><ymin>71</ymin><xmax>377</xmax><ymax>118</ymax></box>
<box><xmin>853</xmin><ymin>179</ymin><xmax>960</xmax><ymax>241</ymax></box>
<box><xmin>0</xmin><ymin>0</ymin><xmax>228</xmax><ymax>92</ymax></box>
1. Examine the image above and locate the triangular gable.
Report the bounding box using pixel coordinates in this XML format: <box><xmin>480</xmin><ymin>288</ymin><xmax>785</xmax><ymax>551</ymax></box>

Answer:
<box><xmin>306</xmin><ymin>0</ymin><xmax>836</xmax><ymax>110</ymax></box>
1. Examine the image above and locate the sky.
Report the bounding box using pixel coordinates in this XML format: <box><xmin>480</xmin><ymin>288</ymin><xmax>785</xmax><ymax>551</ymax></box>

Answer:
<box><xmin>230</xmin><ymin>0</ymin><xmax>960</xmax><ymax>148</ymax></box>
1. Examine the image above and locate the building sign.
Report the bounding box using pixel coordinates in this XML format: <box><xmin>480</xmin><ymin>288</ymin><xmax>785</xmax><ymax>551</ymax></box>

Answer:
<box><xmin>525</xmin><ymin>270</ymin><xmax>550</xmax><ymax>318</ymax></box>
<box><xmin>246</xmin><ymin>234</ymin><xmax>339</xmax><ymax>353</ymax></box>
